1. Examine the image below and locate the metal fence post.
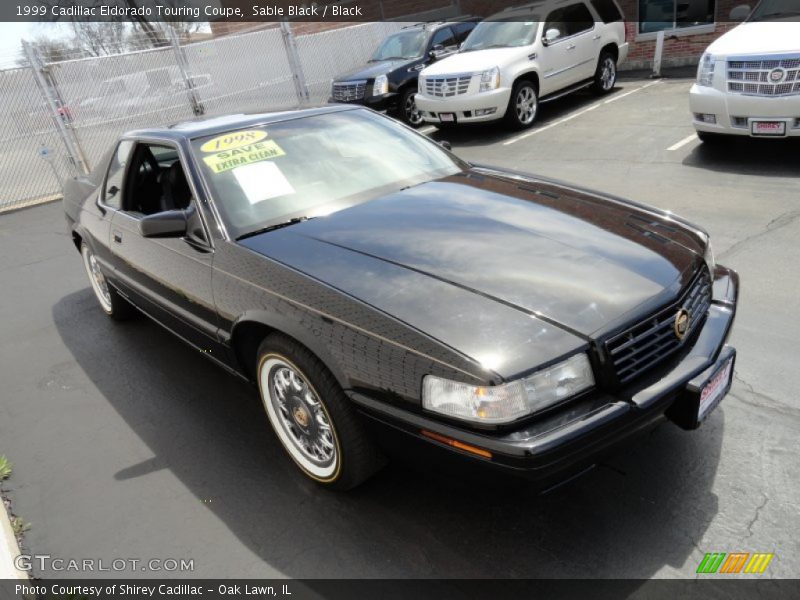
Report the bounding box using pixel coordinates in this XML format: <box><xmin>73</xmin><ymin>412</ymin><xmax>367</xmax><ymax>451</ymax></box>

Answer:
<box><xmin>167</xmin><ymin>26</ymin><xmax>205</xmax><ymax>116</ymax></box>
<box><xmin>279</xmin><ymin>21</ymin><xmax>310</xmax><ymax>107</ymax></box>
<box><xmin>22</xmin><ymin>40</ymin><xmax>89</xmax><ymax>175</ymax></box>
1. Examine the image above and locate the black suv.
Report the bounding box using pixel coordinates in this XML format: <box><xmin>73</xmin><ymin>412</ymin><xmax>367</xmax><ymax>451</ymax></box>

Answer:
<box><xmin>328</xmin><ymin>19</ymin><xmax>479</xmax><ymax>127</ymax></box>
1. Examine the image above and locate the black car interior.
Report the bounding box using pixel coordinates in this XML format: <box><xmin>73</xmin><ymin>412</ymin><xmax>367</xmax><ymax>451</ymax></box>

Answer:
<box><xmin>124</xmin><ymin>144</ymin><xmax>193</xmax><ymax>216</ymax></box>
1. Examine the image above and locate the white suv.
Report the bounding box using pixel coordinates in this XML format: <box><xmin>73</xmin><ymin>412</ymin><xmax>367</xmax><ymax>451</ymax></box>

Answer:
<box><xmin>690</xmin><ymin>1</ymin><xmax>800</xmax><ymax>142</ymax></box>
<box><xmin>415</xmin><ymin>0</ymin><xmax>628</xmax><ymax>129</ymax></box>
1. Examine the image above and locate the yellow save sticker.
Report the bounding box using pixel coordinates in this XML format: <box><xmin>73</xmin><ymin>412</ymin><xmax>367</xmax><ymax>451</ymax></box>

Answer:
<box><xmin>200</xmin><ymin>129</ymin><xmax>268</xmax><ymax>153</ymax></box>
<box><xmin>202</xmin><ymin>140</ymin><xmax>286</xmax><ymax>174</ymax></box>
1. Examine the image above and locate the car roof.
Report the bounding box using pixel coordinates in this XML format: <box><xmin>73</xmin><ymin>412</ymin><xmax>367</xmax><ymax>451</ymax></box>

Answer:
<box><xmin>123</xmin><ymin>104</ymin><xmax>360</xmax><ymax>141</ymax></box>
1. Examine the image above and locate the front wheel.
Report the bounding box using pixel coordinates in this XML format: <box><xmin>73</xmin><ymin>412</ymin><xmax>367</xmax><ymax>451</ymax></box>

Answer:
<box><xmin>593</xmin><ymin>52</ymin><xmax>617</xmax><ymax>95</ymax></box>
<box><xmin>399</xmin><ymin>88</ymin><xmax>423</xmax><ymax>127</ymax></box>
<box><xmin>80</xmin><ymin>242</ymin><xmax>135</xmax><ymax>320</ymax></box>
<box><xmin>256</xmin><ymin>334</ymin><xmax>384</xmax><ymax>490</ymax></box>
<box><xmin>504</xmin><ymin>80</ymin><xmax>538</xmax><ymax>130</ymax></box>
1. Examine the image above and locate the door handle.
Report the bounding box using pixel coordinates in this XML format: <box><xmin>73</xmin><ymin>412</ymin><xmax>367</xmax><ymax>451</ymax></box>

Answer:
<box><xmin>593</xmin><ymin>35</ymin><xmax>602</xmax><ymax>40</ymax></box>
<box><xmin>113</xmin><ymin>230</ymin><xmax>122</xmax><ymax>244</ymax></box>
<box><xmin>567</xmin><ymin>44</ymin><xmax>577</xmax><ymax>50</ymax></box>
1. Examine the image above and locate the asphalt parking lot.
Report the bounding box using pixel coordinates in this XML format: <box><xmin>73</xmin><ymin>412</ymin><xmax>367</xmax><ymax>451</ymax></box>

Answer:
<box><xmin>1</xmin><ymin>73</ymin><xmax>799</xmax><ymax>582</ymax></box>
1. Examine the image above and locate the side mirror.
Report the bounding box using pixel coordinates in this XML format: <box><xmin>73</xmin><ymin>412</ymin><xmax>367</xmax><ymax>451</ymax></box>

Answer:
<box><xmin>543</xmin><ymin>28</ymin><xmax>561</xmax><ymax>45</ymax></box>
<box><xmin>139</xmin><ymin>210</ymin><xmax>187</xmax><ymax>238</ymax></box>
<box><xmin>729</xmin><ymin>4</ymin><xmax>751</xmax><ymax>20</ymax></box>
<box><xmin>439</xmin><ymin>140</ymin><xmax>452</xmax><ymax>151</ymax></box>
<box><xmin>428</xmin><ymin>44</ymin><xmax>445</xmax><ymax>60</ymax></box>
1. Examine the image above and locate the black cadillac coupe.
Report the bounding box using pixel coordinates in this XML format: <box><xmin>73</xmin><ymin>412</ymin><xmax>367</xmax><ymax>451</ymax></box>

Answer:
<box><xmin>63</xmin><ymin>106</ymin><xmax>738</xmax><ymax>490</ymax></box>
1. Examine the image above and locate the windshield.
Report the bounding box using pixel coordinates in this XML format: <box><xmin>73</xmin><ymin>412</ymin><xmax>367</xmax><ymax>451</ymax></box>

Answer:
<box><xmin>370</xmin><ymin>30</ymin><xmax>427</xmax><ymax>61</ymax></box>
<box><xmin>749</xmin><ymin>0</ymin><xmax>800</xmax><ymax>20</ymax></box>
<box><xmin>192</xmin><ymin>109</ymin><xmax>464</xmax><ymax>239</ymax></box>
<box><xmin>461</xmin><ymin>20</ymin><xmax>540</xmax><ymax>51</ymax></box>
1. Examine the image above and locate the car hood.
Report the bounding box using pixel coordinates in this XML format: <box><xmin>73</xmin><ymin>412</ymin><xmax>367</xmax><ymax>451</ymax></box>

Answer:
<box><xmin>334</xmin><ymin>59</ymin><xmax>411</xmax><ymax>82</ymax></box>
<box><xmin>239</xmin><ymin>171</ymin><xmax>704</xmax><ymax>377</ymax></box>
<box><xmin>422</xmin><ymin>47</ymin><xmax>524</xmax><ymax>76</ymax></box>
<box><xmin>708</xmin><ymin>22</ymin><xmax>800</xmax><ymax>56</ymax></box>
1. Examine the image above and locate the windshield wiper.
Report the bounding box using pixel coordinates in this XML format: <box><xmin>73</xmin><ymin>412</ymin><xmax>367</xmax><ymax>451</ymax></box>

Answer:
<box><xmin>236</xmin><ymin>216</ymin><xmax>313</xmax><ymax>240</ymax></box>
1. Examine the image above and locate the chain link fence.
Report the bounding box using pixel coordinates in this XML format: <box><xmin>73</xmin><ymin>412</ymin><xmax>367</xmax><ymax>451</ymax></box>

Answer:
<box><xmin>0</xmin><ymin>21</ymin><xmax>407</xmax><ymax>213</ymax></box>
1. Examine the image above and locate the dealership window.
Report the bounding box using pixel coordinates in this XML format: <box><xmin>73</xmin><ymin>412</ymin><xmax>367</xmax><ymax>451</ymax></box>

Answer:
<box><xmin>638</xmin><ymin>0</ymin><xmax>716</xmax><ymax>34</ymax></box>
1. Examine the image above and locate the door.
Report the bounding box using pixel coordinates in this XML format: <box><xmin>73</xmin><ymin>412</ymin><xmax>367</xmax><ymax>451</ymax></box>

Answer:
<box><xmin>109</xmin><ymin>141</ymin><xmax>226</xmax><ymax>360</ymax></box>
<box><xmin>540</xmin><ymin>2</ymin><xmax>598</xmax><ymax>92</ymax></box>
<box><xmin>429</xmin><ymin>26</ymin><xmax>459</xmax><ymax>60</ymax></box>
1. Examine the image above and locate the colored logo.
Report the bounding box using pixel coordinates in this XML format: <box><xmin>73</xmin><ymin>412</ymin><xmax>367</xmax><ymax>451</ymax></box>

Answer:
<box><xmin>674</xmin><ymin>308</ymin><xmax>691</xmax><ymax>341</ymax></box>
<box><xmin>696</xmin><ymin>552</ymin><xmax>774</xmax><ymax>574</ymax></box>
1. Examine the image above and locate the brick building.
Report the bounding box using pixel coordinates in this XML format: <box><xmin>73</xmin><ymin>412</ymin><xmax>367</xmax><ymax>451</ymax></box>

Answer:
<box><xmin>211</xmin><ymin>0</ymin><xmax>746</xmax><ymax>70</ymax></box>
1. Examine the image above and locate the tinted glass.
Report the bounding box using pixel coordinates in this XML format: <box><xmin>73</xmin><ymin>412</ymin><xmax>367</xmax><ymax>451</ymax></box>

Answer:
<box><xmin>453</xmin><ymin>22</ymin><xmax>478</xmax><ymax>42</ymax></box>
<box><xmin>103</xmin><ymin>140</ymin><xmax>133</xmax><ymax>209</ymax></box>
<box><xmin>591</xmin><ymin>0</ymin><xmax>623</xmax><ymax>22</ymax></box>
<box><xmin>430</xmin><ymin>26</ymin><xmax>456</xmax><ymax>48</ymax></box>
<box><xmin>564</xmin><ymin>3</ymin><xmax>595</xmax><ymax>35</ymax></box>
<box><xmin>191</xmin><ymin>110</ymin><xmax>464</xmax><ymax>239</ymax></box>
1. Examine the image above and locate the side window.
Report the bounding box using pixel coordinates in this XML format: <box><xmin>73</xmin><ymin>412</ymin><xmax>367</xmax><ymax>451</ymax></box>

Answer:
<box><xmin>591</xmin><ymin>0</ymin><xmax>623</xmax><ymax>22</ymax></box>
<box><xmin>430</xmin><ymin>27</ymin><xmax>457</xmax><ymax>50</ymax></box>
<box><xmin>564</xmin><ymin>3</ymin><xmax>596</xmax><ymax>36</ymax></box>
<box><xmin>453</xmin><ymin>22</ymin><xmax>477</xmax><ymax>44</ymax></box>
<box><xmin>123</xmin><ymin>143</ymin><xmax>194</xmax><ymax>217</ymax></box>
<box><xmin>102</xmin><ymin>140</ymin><xmax>133</xmax><ymax>209</ymax></box>
<box><xmin>544</xmin><ymin>7</ymin><xmax>569</xmax><ymax>41</ymax></box>
<box><xmin>545</xmin><ymin>4</ymin><xmax>595</xmax><ymax>40</ymax></box>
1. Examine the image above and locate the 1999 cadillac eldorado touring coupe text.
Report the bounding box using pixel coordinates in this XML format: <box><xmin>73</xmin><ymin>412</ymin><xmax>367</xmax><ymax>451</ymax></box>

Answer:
<box><xmin>64</xmin><ymin>106</ymin><xmax>738</xmax><ymax>490</ymax></box>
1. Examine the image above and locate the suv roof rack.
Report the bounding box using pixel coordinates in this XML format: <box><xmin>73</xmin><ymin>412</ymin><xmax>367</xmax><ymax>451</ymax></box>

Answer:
<box><xmin>401</xmin><ymin>15</ymin><xmax>480</xmax><ymax>30</ymax></box>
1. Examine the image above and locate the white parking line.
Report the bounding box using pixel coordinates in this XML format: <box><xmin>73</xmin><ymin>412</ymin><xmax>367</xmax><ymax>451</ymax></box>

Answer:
<box><xmin>667</xmin><ymin>133</ymin><xmax>698</xmax><ymax>151</ymax></box>
<box><xmin>503</xmin><ymin>80</ymin><xmax>663</xmax><ymax>146</ymax></box>
<box><xmin>603</xmin><ymin>79</ymin><xmax>662</xmax><ymax>104</ymax></box>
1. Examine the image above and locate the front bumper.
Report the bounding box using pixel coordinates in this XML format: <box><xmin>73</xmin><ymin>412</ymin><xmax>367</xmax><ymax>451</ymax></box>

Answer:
<box><xmin>689</xmin><ymin>84</ymin><xmax>800</xmax><ymax>137</ymax></box>
<box><xmin>327</xmin><ymin>93</ymin><xmax>398</xmax><ymax>113</ymax></box>
<box><xmin>416</xmin><ymin>88</ymin><xmax>512</xmax><ymax>124</ymax></box>
<box><xmin>350</xmin><ymin>265</ymin><xmax>739</xmax><ymax>486</ymax></box>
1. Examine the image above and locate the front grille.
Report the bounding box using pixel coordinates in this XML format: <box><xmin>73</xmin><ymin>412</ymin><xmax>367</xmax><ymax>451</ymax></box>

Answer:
<box><xmin>423</xmin><ymin>74</ymin><xmax>472</xmax><ymax>97</ymax></box>
<box><xmin>727</xmin><ymin>55</ymin><xmax>800</xmax><ymax>97</ymax></box>
<box><xmin>605</xmin><ymin>268</ymin><xmax>712</xmax><ymax>385</ymax></box>
<box><xmin>332</xmin><ymin>80</ymin><xmax>366</xmax><ymax>102</ymax></box>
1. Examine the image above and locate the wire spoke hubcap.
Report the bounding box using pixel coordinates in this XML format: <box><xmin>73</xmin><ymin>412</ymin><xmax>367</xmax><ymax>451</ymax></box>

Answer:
<box><xmin>83</xmin><ymin>247</ymin><xmax>112</xmax><ymax>311</ymax></box>
<box><xmin>268</xmin><ymin>362</ymin><xmax>336</xmax><ymax>469</ymax></box>
<box><xmin>516</xmin><ymin>87</ymin><xmax>537</xmax><ymax>124</ymax></box>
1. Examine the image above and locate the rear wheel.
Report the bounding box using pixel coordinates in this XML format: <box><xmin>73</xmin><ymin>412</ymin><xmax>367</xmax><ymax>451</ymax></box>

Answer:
<box><xmin>399</xmin><ymin>87</ymin><xmax>423</xmax><ymax>127</ymax></box>
<box><xmin>504</xmin><ymin>80</ymin><xmax>538</xmax><ymax>130</ymax></box>
<box><xmin>593</xmin><ymin>52</ymin><xmax>617</xmax><ymax>95</ymax></box>
<box><xmin>80</xmin><ymin>243</ymin><xmax>135</xmax><ymax>320</ymax></box>
<box><xmin>256</xmin><ymin>334</ymin><xmax>384</xmax><ymax>490</ymax></box>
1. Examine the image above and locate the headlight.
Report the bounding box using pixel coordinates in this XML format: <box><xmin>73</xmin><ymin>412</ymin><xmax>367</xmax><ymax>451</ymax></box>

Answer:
<box><xmin>479</xmin><ymin>66</ymin><xmax>500</xmax><ymax>92</ymax></box>
<box><xmin>373</xmin><ymin>74</ymin><xmax>389</xmax><ymax>96</ymax></box>
<box><xmin>704</xmin><ymin>238</ymin><xmax>715</xmax><ymax>273</ymax></box>
<box><xmin>696</xmin><ymin>53</ymin><xmax>716</xmax><ymax>87</ymax></box>
<box><xmin>422</xmin><ymin>354</ymin><xmax>595</xmax><ymax>425</ymax></box>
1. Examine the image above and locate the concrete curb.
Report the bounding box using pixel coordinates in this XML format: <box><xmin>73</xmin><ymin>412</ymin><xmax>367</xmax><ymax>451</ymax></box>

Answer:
<box><xmin>0</xmin><ymin>493</ymin><xmax>28</xmax><ymax>580</ymax></box>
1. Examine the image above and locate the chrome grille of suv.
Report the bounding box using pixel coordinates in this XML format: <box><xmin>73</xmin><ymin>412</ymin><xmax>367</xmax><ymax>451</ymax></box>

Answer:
<box><xmin>332</xmin><ymin>80</ymin><xmax>366</xmax><ymax>102</ymax></box>
<box><xmin>605</xmin><ymin>267</ymin><xmax>712</xmax><ymax>385</ymax></box>
<box><xmin>423</xmin><ymin>75</ymin><xmax>472</xmax><ymax>97</ymax></box>
<box><xmin>727</xmin><ymin>56</ymin><xmax>800</xmax><ymax>97</ymax></box>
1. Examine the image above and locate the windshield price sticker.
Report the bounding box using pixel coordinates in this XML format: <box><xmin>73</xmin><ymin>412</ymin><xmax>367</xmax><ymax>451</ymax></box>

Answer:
<box><xmin>203</xmin><ymin>140</ymin><xmax>285</xmax><ymax>174</ymax></box>
<box><xmin>200</xmin><ymin>129</ymin><xmax>268</xmax><ymax>153</ymax></box>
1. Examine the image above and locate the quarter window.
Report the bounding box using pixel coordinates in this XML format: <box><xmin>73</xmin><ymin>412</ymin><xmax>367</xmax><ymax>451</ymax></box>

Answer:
<box><xmin>102</xmin><ymin>140</ymin><xmax>133</xmax><ymax>209</ymax></box>
<box><xmin>639</xmin><ymin>0</ymin><xmax>715</xmax><ymax>34</ymax></box>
